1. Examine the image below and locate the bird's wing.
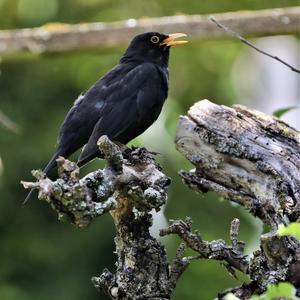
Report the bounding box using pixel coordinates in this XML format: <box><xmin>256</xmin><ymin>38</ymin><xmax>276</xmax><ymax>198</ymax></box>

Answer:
<box><xmin>56</xmin><ymin>64</ymin><xmax>132</xmax><ymax>153</ymax></box>
<box><xmin>77</xmin><ymin>99</ymin><xmax>139</xmax><ymax>166</ymax></box>
<box><xmin>77</xmin><ymin>63</ymin><xmax>164</xmax><ymax>166</ymax></box>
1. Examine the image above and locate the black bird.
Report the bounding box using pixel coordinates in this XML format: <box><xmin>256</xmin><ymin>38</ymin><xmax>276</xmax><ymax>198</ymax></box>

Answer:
<box><xmin>24</xmin><ymin>32</ymin><xmax>187</xmax><ymax>204</ymax></box>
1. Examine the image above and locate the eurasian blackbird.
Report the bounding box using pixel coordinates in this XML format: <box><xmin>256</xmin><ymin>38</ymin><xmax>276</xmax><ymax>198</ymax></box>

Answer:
<box><xmin>24</xmin><ymin>32</ymin><xmax>187</xmax><ymax>203</ymax></box>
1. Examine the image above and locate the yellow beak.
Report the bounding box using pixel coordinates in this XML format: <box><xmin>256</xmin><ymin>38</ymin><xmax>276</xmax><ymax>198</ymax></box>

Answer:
<box><xmin>160</xmin><ymin>33</ymin><xmax>188</xmax><ymax>46</ymax></box>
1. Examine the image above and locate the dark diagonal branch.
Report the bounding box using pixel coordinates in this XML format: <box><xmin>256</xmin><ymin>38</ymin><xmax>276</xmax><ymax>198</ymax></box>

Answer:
<box><xmin>209</xmin><ymin>17</ymin><xmax>300</xmax><ymax>74</ymax></box>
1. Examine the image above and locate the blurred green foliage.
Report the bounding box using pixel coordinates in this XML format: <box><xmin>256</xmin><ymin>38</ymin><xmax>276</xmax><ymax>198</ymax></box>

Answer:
<box><xmin>273</xmin><ymin>105</ymin><xmax>300</xmax><ymax>118</ymax></box>
<box><xmin>17</xmin><ymin>0</ymin><xmax>59</xmax><ymax>25</ymax></box>
<box><xmin>0</xmin><ymin>1</ymin><xmax>298</xmax><ymax>299</ymax></box>
<box><xmin>278</xmin><ymin>223</ymin><xmax>300</xmax><ymax>240</ymax></box>
<box><xmin>250</xmin><ymin>282</ymin><xmax>300</xmax><ymax>300</ymax></box>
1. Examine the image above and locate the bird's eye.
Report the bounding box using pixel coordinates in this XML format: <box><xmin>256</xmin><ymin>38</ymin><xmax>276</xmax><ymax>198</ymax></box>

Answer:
<box><xmin>150</xmin><ymin>36</ymin><xmax>160</xmax><ymax>44</ymax></box>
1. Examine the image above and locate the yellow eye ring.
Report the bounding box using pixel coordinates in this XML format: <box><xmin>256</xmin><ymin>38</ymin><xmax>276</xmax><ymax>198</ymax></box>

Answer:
<box><xmin>150</xmin><ymin>36</ymin><xmax>160</xmax><ymax>44</ymax></box>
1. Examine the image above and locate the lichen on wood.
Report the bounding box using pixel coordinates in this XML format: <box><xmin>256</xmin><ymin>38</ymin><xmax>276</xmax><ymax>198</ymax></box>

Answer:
<box><xmin>160</xmin><ymin>218</ymin><xmax>249</xmax><ymax>275</ymax></box>
<box><xmin>21</xmin><ymin>136</ymin><xmax>188</xmax><ymax>299</ymax></box>
<box><xmin>21</xmin><ymin>99</ymin><xmax>300</xmax><ymax>299</ymax></box>
<box><xmin>175</xmin><ymin>99</ymin><xmax>300</xmax><ymax>298</ymax></box>
<box><xmin>176</xmin><ymin>100</ymin><xmax>300</xmax><ymax>227</ymax></box>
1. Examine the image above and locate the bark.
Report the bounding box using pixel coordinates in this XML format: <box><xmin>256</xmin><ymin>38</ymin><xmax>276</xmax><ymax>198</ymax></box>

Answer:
<box><xmin>160</xmin><ymin>218</ymin><xmax>248</xmax><ymax>275</ymax></box>
<box><xmin>1</xmin><ymin>7</ymin><xmax>299</xmax><ymax>55</ymax></box>
<box><xmin>22</xmin><ymin>136</ymin><xmax>187</xmax><ymax>299</ymax></box>
<box><xmin>21</xmin><ymin>100</ymin><xmax>300</xmax><ymax>299</ymax></box>
<box><xmin>175</xmin><ymin>99</ymin><xmax>300</xmax><ymax>298</ymax></box>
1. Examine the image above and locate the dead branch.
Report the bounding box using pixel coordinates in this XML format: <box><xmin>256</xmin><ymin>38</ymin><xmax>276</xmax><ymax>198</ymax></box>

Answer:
<box><xmin>160</xmin><ymin>218</ymin><xmax>249</xmax><ymax>275</ymax></box>
<box><xmin>175</xmin><ymin>99</ymin><xmax>300</xmax><ymax>298</ymax></box>
<box><xmin>21</xmin><ymin>136</ymin><xmax>188</xmax><ymax>299</ymax></box>
<box><xmin>1</xmin><ymin>7</ymin><xmax>299</xmax><ymax>55</ymax></box>
<box><xmin>21</xmin><ymin>98</ymin><xmax>300</xmax><ymax>299</ymax></box>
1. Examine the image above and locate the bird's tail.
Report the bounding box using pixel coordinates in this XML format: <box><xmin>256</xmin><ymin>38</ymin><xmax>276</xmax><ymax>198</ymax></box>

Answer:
<box><xmin>77</xmin><ymin>152</ymin><xmax>98</xmax><ymax>168</ymax></box>
<box><xmin>22</xmin><ymin>151</ymin><xmax>61</xmax><ymax>205</ymax></box>
<box><xmin>42</xmin><ymin>151</ymin><xmax>62</xmax><ymax>176</ymax></box>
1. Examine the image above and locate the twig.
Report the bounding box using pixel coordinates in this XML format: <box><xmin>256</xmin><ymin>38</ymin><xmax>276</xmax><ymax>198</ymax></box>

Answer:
<box><xmin>209</xmin><ymin>16</ymin><xmax>300</xmax><ymax>74</ymax></box>
<box><xmin>160</xmin><ymin>218</ymin><xmax>249</xmax><ymax>274</ymax></box>
<box><xmin>168</xmin><ymin>243</ymin><xmax>191</xmax><ymax>291</ymax></box>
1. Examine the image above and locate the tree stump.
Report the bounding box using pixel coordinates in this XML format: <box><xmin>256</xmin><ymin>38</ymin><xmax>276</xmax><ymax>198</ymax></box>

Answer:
<box><xmin>175</xmin><ymin>99</ymin><xmax>300</xmax><ymax>298</ymax></box>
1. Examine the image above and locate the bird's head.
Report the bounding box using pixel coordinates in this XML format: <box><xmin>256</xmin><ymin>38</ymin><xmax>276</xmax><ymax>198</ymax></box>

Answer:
<box><xmin>120</xmin><ymin>32</ymin><xmax>187</xmax><ymax>67</ymax></box>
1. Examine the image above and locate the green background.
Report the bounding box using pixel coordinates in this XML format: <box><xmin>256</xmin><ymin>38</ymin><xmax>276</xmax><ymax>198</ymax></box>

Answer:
<box><xmin>0</xmin><ymin>1</ymin><xmax>298</xmax><ymax>299</ymax></box>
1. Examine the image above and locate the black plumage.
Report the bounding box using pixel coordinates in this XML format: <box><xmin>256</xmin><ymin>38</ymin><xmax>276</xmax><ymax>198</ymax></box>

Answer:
<box><xmin>24</xmin><ymin>32</ymin><xmax>187</xmax><ymax>203</ymax></box>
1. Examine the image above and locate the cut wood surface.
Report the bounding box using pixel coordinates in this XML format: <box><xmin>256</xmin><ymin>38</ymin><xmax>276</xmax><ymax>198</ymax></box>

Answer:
<box><xmin>176</xmin><ymin>99</ymin><xmax>300</xmax><ymax>227</ymax></box>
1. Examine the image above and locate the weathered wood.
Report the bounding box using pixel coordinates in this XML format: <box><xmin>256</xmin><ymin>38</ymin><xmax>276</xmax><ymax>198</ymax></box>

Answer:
<box><xmin>1</xmin><ymin>7</ymin><xmax>299</xmax><ymax>55</ymax></box>
<box><xmin>22</xmin><ymin>136</ymin><xmax>188</xmax><ymax>299</ymax></box>
<box><xmin>21</xmin><ymin>100</ymin><xmax>300</xmax><ymax>299</ymax></box>
<box><xmin>176</xmin><ymin>99</ymin><xmax>300</xmax><ymax>227</ymax></box>
<box><xmin>175</xmin><ymin>99</ymin><xmax>300</xmax><ymax>298</ymax></box>
<box><xmin>160</xmin><ymin>218</ymin><xmax>249</xmax><ymax>274</ymax></box>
